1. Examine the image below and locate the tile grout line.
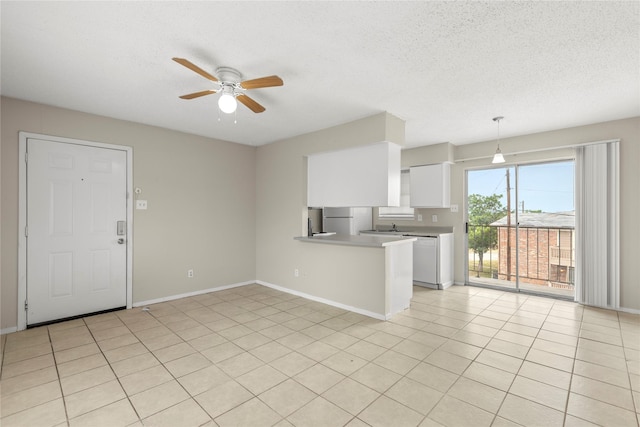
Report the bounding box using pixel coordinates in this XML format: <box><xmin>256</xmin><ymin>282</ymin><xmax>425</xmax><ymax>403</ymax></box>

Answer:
<box><xmin>468</xmin><ymin>291</ymin><xmax>530</xmax><ymax>426</ymax></box>
<box><xmin>129</xmin><ymin>305</ymin><xmax>234</xmax><ymax>424</ymax></box>
<box><xmin>381</xmin><ymin>288</ymin><xmax>510</xmax><ymax>426</ymax></box>
<box><xmin>558</xmin><ymin>299</ymin><xmax>581</xmax><ymax>427</ymax></box>
<box><xmin>47</xmin><ymin>324</ymin><xmax>69</xmax><ymax>427</ymax></box>
<box><xmin>616</xmin><ymin>310</ymin><xmax>640</xmax><ymax>427</ymax></box>
<box><xmin>78</xmin><ymin>314</ymin><xmax>144</xmax><ymax>425</ymax></box>
<box><xmin>453</xmin><ymin>290</ymin><xmax>531</xmax><ymax>425</ymax></box>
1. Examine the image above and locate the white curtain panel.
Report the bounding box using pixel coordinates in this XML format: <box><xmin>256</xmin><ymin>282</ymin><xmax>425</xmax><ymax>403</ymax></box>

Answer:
<box><xmin>574</xmin><ymin>141</ymin><xmax>620</xmax><ymax>308</ymax></box>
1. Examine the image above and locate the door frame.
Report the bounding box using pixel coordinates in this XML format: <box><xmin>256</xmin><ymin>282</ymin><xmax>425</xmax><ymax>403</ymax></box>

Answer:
<box><xmin>18</xmin><ymin>132</ymin><xmax>133</xmax><ymax>331</ymax></box>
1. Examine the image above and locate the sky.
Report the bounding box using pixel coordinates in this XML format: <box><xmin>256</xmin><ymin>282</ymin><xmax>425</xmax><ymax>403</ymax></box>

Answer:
<box><xmin>467</xmin><ymin>160</ymin><xmax>575</xmax><ymax>213</ymax></box>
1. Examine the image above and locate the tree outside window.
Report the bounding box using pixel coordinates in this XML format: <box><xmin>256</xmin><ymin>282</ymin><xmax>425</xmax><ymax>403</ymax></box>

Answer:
<box><xmin>468</xmin><ymin>194</ymin><xmax>505</xmax><ymax>274</ymax></box>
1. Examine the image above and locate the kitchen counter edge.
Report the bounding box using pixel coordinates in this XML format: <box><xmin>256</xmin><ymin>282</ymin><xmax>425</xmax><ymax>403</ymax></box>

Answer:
<box><xmin>294</xmin><ymin>234</ymin><xmax>416</xmax><ymax>248</ymax></box>
<box><xmin>360</xmin><ymin>228</ymin><xmax>453</xmax><ymax>237</ymax></box>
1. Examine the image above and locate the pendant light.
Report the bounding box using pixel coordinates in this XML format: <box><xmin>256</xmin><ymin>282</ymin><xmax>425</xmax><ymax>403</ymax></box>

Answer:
<box><xmin>492</xmin><ymin>116</ymin><xmax>505</xmax><ymax>164</ymax></box>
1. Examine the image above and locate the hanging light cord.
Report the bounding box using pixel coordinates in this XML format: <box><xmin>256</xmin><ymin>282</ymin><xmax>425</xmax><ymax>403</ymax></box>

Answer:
<box><xmin>493</xmin><ymin>116</ymin><xmax>503</xmax><ymax>149</ymax></box>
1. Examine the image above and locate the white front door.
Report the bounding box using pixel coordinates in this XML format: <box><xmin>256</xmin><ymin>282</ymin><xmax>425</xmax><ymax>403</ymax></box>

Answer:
<box><xmin>26</xmin><ymin>138</ymin><xmax>128</xmax><ymax>325</ymax></box>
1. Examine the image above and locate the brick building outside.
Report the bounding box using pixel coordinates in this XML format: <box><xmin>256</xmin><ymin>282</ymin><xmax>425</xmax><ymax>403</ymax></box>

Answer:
<box><xmin>491</xmin><ymin>211</ymin><xmax>575</xmax><ymax>290</ymax></box>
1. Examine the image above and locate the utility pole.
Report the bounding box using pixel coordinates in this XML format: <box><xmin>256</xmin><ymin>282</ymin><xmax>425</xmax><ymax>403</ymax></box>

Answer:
<box><xmin>506</xmin><ymin>169</ymin><xmax>512</xmax><ymax>281</ymax></box>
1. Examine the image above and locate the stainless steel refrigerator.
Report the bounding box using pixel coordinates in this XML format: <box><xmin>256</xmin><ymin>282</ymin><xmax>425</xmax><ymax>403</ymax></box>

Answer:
<box><xmin>322</xmin><ymin>207</ymin><xmax>373</xmax><ymax>235</ymax></box>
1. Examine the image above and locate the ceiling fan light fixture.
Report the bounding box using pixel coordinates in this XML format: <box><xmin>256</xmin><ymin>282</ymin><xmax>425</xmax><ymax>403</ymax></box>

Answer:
<box><xmin>174</xmin><ymin>58</ymin><xmax>281</xmax><ymax>114</ymax></box>
<box><xmin>218</xmin><ymin>88</ymin><xmax>237</xmax><ymax>114</ymax></box>
<box><xmin>491</xmin><ymin>116</ymin><xmax>506</xmax><ymax>164</ymax></box>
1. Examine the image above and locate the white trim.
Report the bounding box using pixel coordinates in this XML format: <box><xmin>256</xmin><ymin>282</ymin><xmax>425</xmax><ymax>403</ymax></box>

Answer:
<box><xmin>132</xmin><ymin>281</ymin><xmax>254</xmax><ymax>307</ymax></box>
<box><xmin>618</xmin><ymin>306</ymin><xmax>640</xmax><ymax>315</ymax></box>
<box><xmin>17</xmin><ymin>132</ymin><xmax>134</xmax><ymax>331</ymax></box>
<box><xmin>611</xmin><ymin>142</ymin><xmax>620</xmax><ymax>309</ymax></box>
<box><xmin>18</xmin><ymin>137</ymin><xmax>27</xmax><ymax>331</ymax></box>
<box><xmin>256</xmin><ymin>280</ymin><xmax>387</xmax><ymax>320</ymax></box>
<box><xmin>1</xmin><ymin>327</ymin><xmax>18</xmax><ymax>335</ymax></box>
<box><xmin>579</xmin><ymin>302</ymin><xmax>640</xmax><ymax>315</ymax></box>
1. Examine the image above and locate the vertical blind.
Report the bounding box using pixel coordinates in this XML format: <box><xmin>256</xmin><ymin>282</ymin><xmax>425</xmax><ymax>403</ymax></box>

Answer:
<box><xmin>574</xmin><ymin>141</ymin><xmax>620</xmax><ymax>308</ymax></box>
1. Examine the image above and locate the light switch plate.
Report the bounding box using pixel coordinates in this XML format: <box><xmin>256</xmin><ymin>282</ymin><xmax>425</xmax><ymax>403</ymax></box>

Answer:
<box><xmin>136</xmin><ymin>200</ymin><xmax>148</xmax><ymax>210</ymax></box>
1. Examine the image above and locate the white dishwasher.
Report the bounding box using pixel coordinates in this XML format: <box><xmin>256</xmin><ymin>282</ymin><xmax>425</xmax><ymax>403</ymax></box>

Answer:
<box><xmin>413</xmin><ymin>236</ymin><xmax>438</xmax><ymax>288</ymax></box>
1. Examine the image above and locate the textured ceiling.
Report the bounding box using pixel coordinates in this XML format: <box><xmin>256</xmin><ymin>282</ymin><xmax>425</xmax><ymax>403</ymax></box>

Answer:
<box><xmin>1</xmin><ymin>1</ymin><xmax>638</xmax><ymax>148</ymax></box>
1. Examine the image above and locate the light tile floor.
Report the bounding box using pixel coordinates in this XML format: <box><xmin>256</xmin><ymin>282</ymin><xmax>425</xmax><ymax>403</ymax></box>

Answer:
<box><xmin>1</xmin><ymin>284</ymin><xmax>639</xmax><ymax>427</ymax></box>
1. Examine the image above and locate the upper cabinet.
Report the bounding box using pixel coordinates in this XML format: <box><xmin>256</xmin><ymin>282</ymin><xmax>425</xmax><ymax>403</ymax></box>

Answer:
<box><xmin>308</xmin><ymin>142</ymin><xmax>401</xmax><ymax>207</ymax></box>
<box><xmin>410</xmin><ymin>163</ymin><xmax>451</xmax><ymax>208</ymax></box>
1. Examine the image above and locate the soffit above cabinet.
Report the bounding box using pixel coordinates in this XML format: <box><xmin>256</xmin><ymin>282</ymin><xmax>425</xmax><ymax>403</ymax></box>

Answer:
<box><xmin>307</xmin><ymin>142</ymin><xmax>401</xmax><ymax>207</ymax></box>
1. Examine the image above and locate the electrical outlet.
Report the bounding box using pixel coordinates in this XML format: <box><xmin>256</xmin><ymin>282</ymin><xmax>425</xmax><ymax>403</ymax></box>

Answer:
<box><xmin>136</xmin><ymin>200</ymin><xmax>148</xmax><ymax>210</ymax></box>
<box><xmin>294</xmin><ymin>268</ymin><xmax>299</xmax><ymax>277</ymax></box>
<box><xmin>450</xmin><ymin>204</ymin><xmax>459</xmax><ymax>213</ymax></box>
<box><xmin>187</xmin><ymin>269</ymin><xmax>194</xmax><ymax>278</ymax></box>
<box><xmin>432</xmin><ymin>215</ymin><xmax>438</xmax><ymax>222</ymax></box>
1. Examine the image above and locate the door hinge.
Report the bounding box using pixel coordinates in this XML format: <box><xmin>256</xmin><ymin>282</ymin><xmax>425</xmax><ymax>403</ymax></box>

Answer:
<box><xmin>24</xmin><ymin>300</ymin><xmax>28</xmax><ymax>311</ymax></box>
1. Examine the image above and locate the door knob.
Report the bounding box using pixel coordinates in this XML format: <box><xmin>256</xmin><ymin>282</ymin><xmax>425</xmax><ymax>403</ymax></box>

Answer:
<box><xmin>117</xmin><ymin>238</ymin><xmax>125</xmax><ymax>244</ymax></box>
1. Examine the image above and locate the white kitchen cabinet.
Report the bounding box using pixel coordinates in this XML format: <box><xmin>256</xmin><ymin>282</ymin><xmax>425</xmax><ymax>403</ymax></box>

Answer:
<box><xmin>307</xmin><ymin>141</ymin><xmax>401</xmax><ymax>207</ymax></box>
<box><xmin>410</xmin><ymin>163</ymin><xmax>450</xmax><ymax>208</ymax></box>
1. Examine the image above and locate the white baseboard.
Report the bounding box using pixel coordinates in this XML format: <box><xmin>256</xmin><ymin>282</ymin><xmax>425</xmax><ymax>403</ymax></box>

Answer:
<box><xmin>581</xmin><ymin>303</ymin><xmax>640</xmax><ymax>315</ymax></box>
<box><xmin>454</xmin><ymin>282</ymin><xmax>640</xmax><ymax>314</ymax></box>
<box><xmin>619</xmin><ymin>306</ymin><xmax>640</xmax><ymax>315</ymax></box>
<box><xmin>5</xmin><ymin>279</ymin><xmax>634</xmax><ymax>334</ymax></box>
<box><xmin>256</xmin><ymin>280</ymin><xmax>386</xmax><ymax>321</ymax></box>
<box><xmin>1</xmin><ymin>327</ymin><xmax>18</xmax><ymax>335</ymax></box>
<box><xmin>132</xmin><ymin>280</ymin><xmax>254</xmax><ymax>308</ymax></box>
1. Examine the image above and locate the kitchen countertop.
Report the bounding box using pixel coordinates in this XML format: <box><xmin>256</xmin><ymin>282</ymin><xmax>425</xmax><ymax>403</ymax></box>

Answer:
<box><xmin>294</xmin><ymin>234</ymin><xmax>416</xmax><ymax>248</ymax></box>
<box><xmin>360</xmin><ymin>226</ymin><xmax>454</xmax><ymax>237</ymax></box>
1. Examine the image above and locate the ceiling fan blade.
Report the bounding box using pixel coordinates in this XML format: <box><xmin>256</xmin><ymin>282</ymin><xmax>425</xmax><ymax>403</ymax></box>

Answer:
<box><xmin>172</xmin><ymin>57</ymin><xmax>218</xmax><ymax>82</ymax></box>
<box><xmin>179</xmin><ymin>90</ymin><xmax>217</xmax><ymax>100</ymax></box>
<box><xmin>237</xmin><ymin>94</ymin><xmax>266</xmax><ymax>113</ymax></box>
<box><xmin>240</xmin><ymin>75</ymin><xmax>283</xmax><ymax>90</ymax></box>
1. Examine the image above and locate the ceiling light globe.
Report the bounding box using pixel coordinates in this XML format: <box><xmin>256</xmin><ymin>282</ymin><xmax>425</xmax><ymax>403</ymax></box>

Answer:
<box><xmin>218</xmin><ymin>93</ymin><xmax>237</xmax><ymax>114</ymax></box>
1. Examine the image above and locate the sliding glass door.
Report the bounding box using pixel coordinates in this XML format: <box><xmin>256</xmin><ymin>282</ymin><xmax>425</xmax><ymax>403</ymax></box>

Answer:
<box><xmin>466</xmin><ymin>160</ymin><xmax>575</xmax><ymax>298</ymax></box>
<box><xmin>466</xmin><ymin>166</ymin><xmax>515</xmax><ymax>289</ymax></box>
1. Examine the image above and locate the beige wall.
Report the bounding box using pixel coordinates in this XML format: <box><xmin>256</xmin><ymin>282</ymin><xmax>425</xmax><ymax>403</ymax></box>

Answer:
<box><xmin>255</xmin><ymin>112</ymin><xmax>405</xmax><ymax>296</ymax></box>
<box><xmin>395</xmin><ymin>117</ymin><xmax>640</xmax><ymax>311</ymax></box>
<box><xmin>1</xmin><ymin>97</ymin><xmax>257</xmax><ymax>330</ymax></box>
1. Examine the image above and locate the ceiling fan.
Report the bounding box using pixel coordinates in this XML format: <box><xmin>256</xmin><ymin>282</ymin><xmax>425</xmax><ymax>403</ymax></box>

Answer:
<box><xmin>172</xmin><ymin>57</ymin><xmax>283</xmax><ymax>114</ymax></box>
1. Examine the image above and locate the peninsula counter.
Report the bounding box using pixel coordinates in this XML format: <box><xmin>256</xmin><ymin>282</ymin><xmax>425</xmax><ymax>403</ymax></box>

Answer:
<box><xmin>292</xmin><ymin>234</ymin><xmax>416</xmax><ymax>319</ymax></box>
